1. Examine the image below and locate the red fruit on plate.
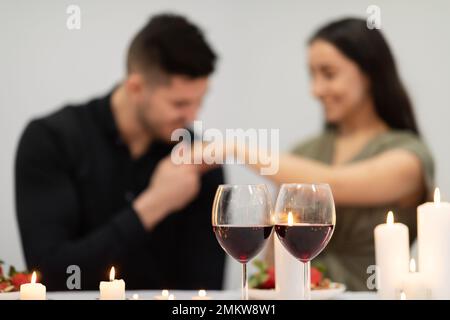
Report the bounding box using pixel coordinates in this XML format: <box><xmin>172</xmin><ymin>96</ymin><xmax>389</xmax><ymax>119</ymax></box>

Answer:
<box><xmin>311</xmin><ymin>267</ymin><xmax>323</xmax><ymax>286</ymax></box>
<box><xmin>260</xmin><ymin>266</ymin><xmax>275</xmax><ymax>289</ymax></box>
<box><xmin>11</xmin><ymin>273</ymin><xmax>32</xmax><ymax>290</ymax></box>
<box><xmin>0</xmin><ymin>281</ymin><xmax>10</xmax><ymax>291</ymax></box>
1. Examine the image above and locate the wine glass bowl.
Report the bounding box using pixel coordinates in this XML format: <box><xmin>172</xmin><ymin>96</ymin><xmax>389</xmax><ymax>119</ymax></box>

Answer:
<box><xmin>274</xmin><ymin>183</ymin><xmax>335</xmax><ymax>225</ymax></box>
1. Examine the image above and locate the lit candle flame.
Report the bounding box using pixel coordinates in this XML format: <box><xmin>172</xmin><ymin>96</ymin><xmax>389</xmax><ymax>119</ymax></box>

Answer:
<box><xmin>168</xmin><ymin>294</ymin><xmax>175</xmax><ymax>300</ymax></box>
<box><xmin>31</xmin><ymin>271</ymin><xmax>37</xmax><ymax>284</ymax></box>
<box><xmin>132</xmin><ymin>294</ymin><xmax>139</xmax><ymax>300</ymax></box>
<box><xmin>434</xmin><ymin>188</ymin><xmax>441</xmax><ymax>204</ymax></box>
<box><xmin>288</xmin><ymin>211</ymin><xmax>294</xmax><ymax>226</ymax></box>
<box><xmin>409</xmin><ymin>259</ymin><xmax>416</xmax><ymax>273</ymax></box>
<box><xmin>162</xmin><ymin>290</ymin><xmax>169</xmax><ymax>297</ymax></box>
<box><xmin>198</xmin><ymin>290</ymin><xmax>207</xmax><ymax>297</ymax></box>
<box><xmin>400</xmin><ymin>291</ymin><xmax>406</xmax><ymax>300</ymax></box>
<box><xmin>109</xmin><ymin>267</ymin><xmax>115</xmax><ymax>281</ymax></box>
<box><xmin>386</xmin><ymin>211</ymin><xmax>394</xmax><ymax>225</ymax></box>
<box><xmin>270</xmin><ymin>214</ymin><xmax>276</xmax><ymax>225</ymax></box>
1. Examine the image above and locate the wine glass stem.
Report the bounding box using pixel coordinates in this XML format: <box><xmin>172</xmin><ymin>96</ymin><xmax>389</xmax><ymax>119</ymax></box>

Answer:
<box><xmin>302</xmin><ymin>261</ymin><xmax>311</xmax><ymax>300</ymax></box>
<box><xmin>242</xmin><ymin>262</ymin><xmax>248</xmax><ymax>300</ymax></box>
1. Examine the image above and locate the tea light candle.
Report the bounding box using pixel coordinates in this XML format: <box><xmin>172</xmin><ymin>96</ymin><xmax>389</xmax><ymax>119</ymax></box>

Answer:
<box><xmin>400</xmin><ymin>291</ymin><xmax>407</xmax><ymax>300</ymax></box>
<box><xmin>192</xmin><ymin>290</ymin><xmax>212</xmax><ymax>300</ymax></box>
<box><xmin>154</xmin><ymin>289</ymin><xmax>171</xmax><ymax>300</ymax></box>
<box><xmin>374</xmin><ymin>211</ymin><xmax>409</xmax><ymax>299</ymax></box>
<box><xmin>20</xmin><ymin>271</ymin><xmax>46</xmax><ymax>300</ymax></box>
<box><xmin>418</xmin><ymin>188</ymin><xmax>450</xmax><ymax>299</ymax></box>
<box><xmin>401</xmin><ymin>259</ymin><xmax>428</xmax><ymax>299</ymax></box>
<box><xmin>99</xmin><ymin>267</ymin><xmax>125</xmax><ymax>300</ymax></box>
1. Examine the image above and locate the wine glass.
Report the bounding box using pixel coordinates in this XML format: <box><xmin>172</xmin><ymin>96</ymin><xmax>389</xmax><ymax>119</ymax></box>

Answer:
<box><xmin>212</xmin><ymin>184</ymin><xmax>273</xmax><ymax>300</ymax></box>
<box><xmin>274</xmin><ymin>183</ymin><xmax>336</xmax><ymax>300</ymax></box>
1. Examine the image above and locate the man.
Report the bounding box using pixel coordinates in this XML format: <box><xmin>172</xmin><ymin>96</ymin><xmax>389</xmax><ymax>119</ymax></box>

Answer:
<box><xmin>15</xmin><ymin>14</ymin><xmax>225</xmax><ymax>290</ymax></box>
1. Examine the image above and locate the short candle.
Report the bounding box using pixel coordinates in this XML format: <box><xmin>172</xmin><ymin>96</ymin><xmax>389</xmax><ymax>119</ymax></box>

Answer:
<box><xmin>99</xmin><ymin>267</ymin><xmax>125</xmax><ymax>300</ymax></box>
<box><xmin>20</xmin><ymin>271</ymin><xmax>46</xmax><ymax>300</ymax></box>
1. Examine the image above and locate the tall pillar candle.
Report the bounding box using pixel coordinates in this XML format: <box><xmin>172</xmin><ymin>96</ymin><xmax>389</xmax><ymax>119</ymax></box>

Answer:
<box><xmin>418</xmin><ymin>188</ymin><xmax>450</xmax><ymax>299</ymax></box>
<box><xmin>275</xmin><ymin>232</ymin><xmax>304</xmax><ymax>299</ymax></box>
<box><xmin>374</xmin><ymin>211</ymin><xmax>409</xmax><ymax>299</ymax></box>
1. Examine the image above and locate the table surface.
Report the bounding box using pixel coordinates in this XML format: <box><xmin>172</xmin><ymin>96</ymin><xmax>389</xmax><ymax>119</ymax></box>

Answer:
<box><xmin>1</xmin><ymin>290</ymin><xmax>378</xmax><ymax>300</ymax></box>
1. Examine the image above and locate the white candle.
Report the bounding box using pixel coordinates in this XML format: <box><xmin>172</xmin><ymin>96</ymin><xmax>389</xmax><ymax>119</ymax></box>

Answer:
<box><xmin>20</xmin><ymin>271</ymin><xmax>46</xmax><ymax>300</ymax></box>
<box><xmin>374</xmin><ymin>211</ymin><xmax>409</xmax><ymax>299</ymax></box>
<box><xmin>418</xmin><ymin>188</ymin><xmax>450</xmax><ymax>299</ymax></box>
<box><xmin>192</xmin><ymin>289</ymin><xmax>212</xmax><ymax>300</ymax></box>
<box><xmin>401</xmin><ymin>259</ymin><xmax>429</xmax><ymax>299</ymax></box>
<box><xmin>154</xmin><ymin>289</ymin><xmax>171</xmax><ymax>300</ymax></box>
<box><xmin>275</xmin><ymin>211</ymin><xmax>304</xmax><ymax>300</ymax></box>
<box><xmin>99</xmin><ymin>267</ymin><xmax>125</xmax><ymax>300</ymax></box>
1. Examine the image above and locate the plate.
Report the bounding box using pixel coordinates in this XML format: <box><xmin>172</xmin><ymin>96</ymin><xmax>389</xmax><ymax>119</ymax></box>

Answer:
<box><xmin>248</xmin><ymin>283</ymin><xmax>346</xmax><ymax>300</ymax></box>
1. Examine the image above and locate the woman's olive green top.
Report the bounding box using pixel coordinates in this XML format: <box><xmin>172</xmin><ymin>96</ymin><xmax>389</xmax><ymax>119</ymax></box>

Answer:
<box><xmin>291</xmin><ymin>129</ymin><xmax>435</xmax><ymax>291</ymax></box>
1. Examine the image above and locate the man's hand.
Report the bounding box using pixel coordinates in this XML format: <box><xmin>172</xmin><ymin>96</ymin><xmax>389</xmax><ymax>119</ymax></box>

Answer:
<box><xmin>133</xmin><ymin>156</ymin><xmax>201</xmax><ymax>230</ymax></box>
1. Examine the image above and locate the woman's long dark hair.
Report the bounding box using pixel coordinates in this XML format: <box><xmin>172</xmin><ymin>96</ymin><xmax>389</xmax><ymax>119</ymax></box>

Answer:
<box><xmin>310</xmin><ymin>18</ymin><xmax>420</xmax><ymax>135</ymax></box>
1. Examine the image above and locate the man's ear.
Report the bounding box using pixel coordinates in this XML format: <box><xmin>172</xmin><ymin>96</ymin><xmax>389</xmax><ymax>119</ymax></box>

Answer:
<box><xmin>125</xmin><ymin>73</ymin><xmax>144</xmax><ymax>96</ymax></box>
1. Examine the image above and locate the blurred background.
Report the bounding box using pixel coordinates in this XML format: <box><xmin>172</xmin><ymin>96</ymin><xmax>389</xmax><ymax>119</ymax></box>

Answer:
<box><xmin>1</xmin><ymin>0</ymin><xmax>449</xmax><ymax>289</ymax></box>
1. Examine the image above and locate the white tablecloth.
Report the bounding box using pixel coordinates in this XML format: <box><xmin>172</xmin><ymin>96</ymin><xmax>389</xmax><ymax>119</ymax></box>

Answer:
<box><xmin>1</xmin><ymin>290</ymin><xmax>377</xmax><ymax>300</ymax></box>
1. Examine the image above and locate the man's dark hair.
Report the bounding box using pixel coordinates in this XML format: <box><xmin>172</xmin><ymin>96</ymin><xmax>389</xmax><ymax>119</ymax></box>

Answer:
<box><xmin>127</xmin><ymin>13</ymin><xmax>217</xmax><ymax>79</ymax></box>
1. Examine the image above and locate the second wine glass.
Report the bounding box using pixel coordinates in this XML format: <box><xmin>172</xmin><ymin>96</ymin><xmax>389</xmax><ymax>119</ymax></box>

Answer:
<box><xmin>274</xmin><ymin>183</ymin><xmax>336</xmax><ymax>300</ymax></box>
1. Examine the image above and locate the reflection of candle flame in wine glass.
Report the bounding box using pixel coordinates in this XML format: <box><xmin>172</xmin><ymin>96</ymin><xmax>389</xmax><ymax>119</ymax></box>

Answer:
<box><xmin>434</xmin><ymin>188</ymin><xmax>440</xmax><ymax>204</ymax></box>
<box><xmin>386</xmin><ymin>211</ymin><xmax>394</xmax><ymax>225</ymax></box>
<box><xmin>288</xmin><ymin>211</ymin><xmax>294</xmax><ymax>226</ymax></box>
<box><xmin>109</xmin><ymin>267</ymin><xmax>115</xmax><ymax>281</ymax></box>
<box><xmin>162</xmin><ymin>290</ymin><xmax>169</xmax><ymax>297</ymax></box>
<box><xmin>199</xmin><ymin>290</ymin><xmax>206</xmax><ymax>297</ymax></box>
<box><xmin>31</xmin><ymin>271</ymin><xmax>37</xmax><ymax>284</ymax></box>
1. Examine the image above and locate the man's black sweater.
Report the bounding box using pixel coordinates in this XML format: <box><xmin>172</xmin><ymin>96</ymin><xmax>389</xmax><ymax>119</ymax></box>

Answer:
<box><xmin>15</xmin><ymin>91</ymin><xmax>225</xmax><ymax>291</ymax></box>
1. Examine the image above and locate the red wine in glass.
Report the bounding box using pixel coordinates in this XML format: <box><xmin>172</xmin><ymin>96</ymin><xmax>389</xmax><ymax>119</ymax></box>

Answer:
<box><xmin>275</xmin><ymin>223</ymin><xmax>334</xmax><ymax>263</ymax></box>
<box><xmin>213</xmin><ymin>225</ymin><xmax>273</xmax><ymax>263</ymax></box>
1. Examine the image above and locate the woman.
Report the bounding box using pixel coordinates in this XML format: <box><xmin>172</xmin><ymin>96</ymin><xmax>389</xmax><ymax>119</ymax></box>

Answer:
<box><xmin>243</xmin><ymin>18</ymin><xmax>435</xmax><ymax>290</ymax></box>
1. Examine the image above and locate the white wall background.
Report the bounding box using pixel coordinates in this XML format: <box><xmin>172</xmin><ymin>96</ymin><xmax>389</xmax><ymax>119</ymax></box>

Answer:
<box><xmin>1</xmin><ymin>0</ymin><xmax>449</xmax><ymax>289</ymax></box>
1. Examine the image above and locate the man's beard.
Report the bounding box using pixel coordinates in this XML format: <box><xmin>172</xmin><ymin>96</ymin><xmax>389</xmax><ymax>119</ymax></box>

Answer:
<box><xmin>135</xmin><ymin>103</ymin><xmax>185</xmax><ymax>144</ymax></box>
